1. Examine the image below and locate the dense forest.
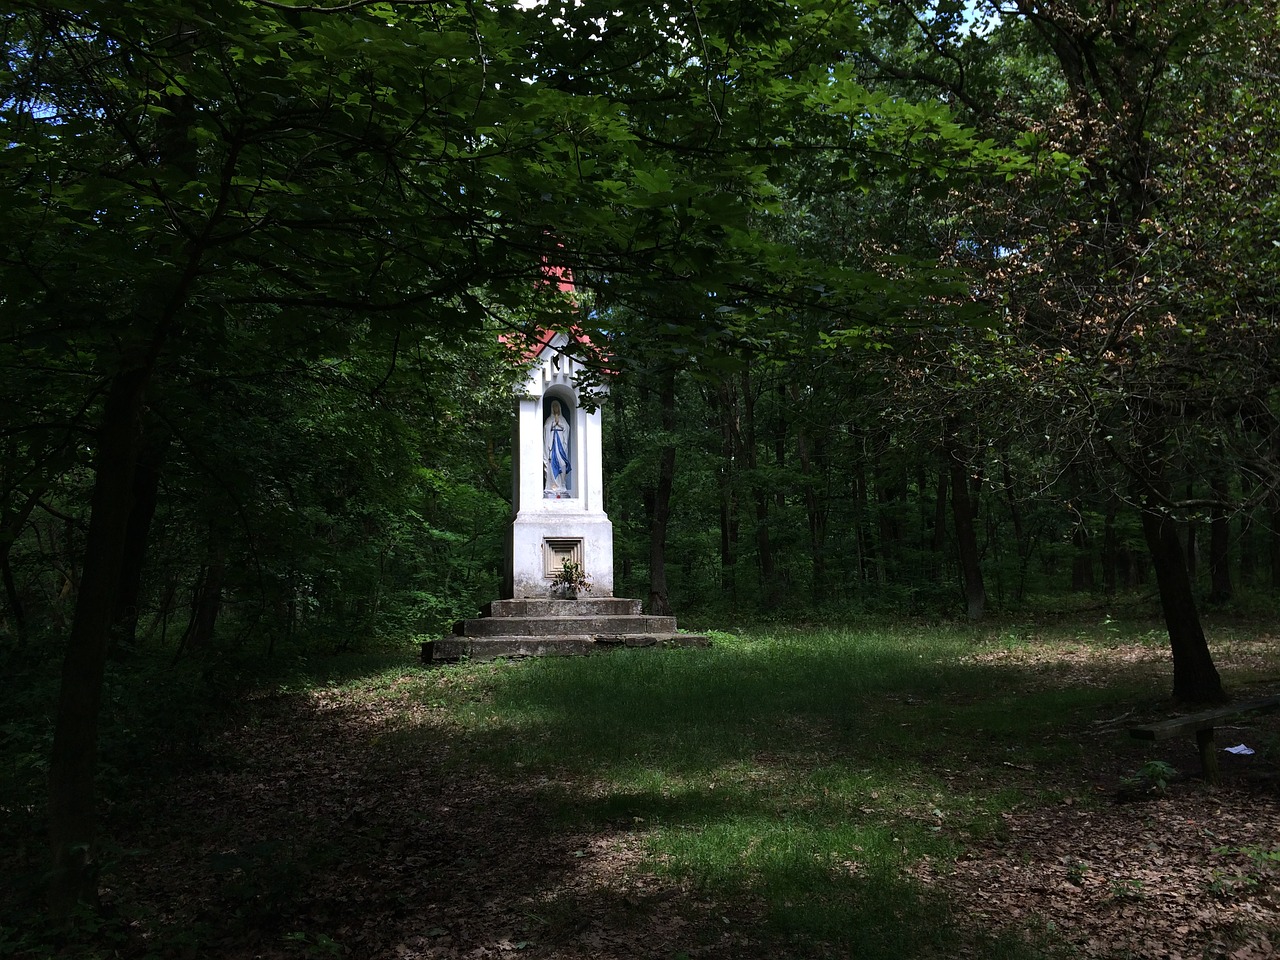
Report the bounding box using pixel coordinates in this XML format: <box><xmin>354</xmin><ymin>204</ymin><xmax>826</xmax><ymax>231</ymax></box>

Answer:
<box><xmin>4</xmin><ymin>0</ymin><xmax>1280</xmax><ymax>924</ymax></box>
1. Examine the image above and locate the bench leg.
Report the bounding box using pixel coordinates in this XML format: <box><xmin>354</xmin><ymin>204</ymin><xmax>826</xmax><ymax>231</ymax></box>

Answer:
<box><xmin>1196</xmin><ymin>728</ymin><xmax>1220</xmax><ymax>786</ymax></box>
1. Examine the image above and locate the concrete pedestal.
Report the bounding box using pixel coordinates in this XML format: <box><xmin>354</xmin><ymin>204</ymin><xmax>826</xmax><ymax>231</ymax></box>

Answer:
<box><xmin>509</xmin><ymin>509</ymin><xmax>613</xmax><ymax>600</ymax></box>
<box><xmin>426</xmin><ymin>598</ymin><xmax>710</xmax><ymax>662</ymax></box>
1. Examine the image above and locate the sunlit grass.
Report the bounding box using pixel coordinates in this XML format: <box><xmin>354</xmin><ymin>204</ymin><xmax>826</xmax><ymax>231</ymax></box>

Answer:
<box><xmin>251</xmin><ymin>617</ymin><xmax>1276</xmax><ymax>957</ymax></box>
<box><xmin>6</xmin><ymin>612</ymin><xmax>1274</xmax><ymax>960</ymax></box>
<box><xmin>397</xmin><ymin>624</ymin><xmax>1179</xmax><ymax>957</ymax></box>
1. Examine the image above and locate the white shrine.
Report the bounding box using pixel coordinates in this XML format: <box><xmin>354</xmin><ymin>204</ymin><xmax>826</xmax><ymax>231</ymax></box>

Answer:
<box><xmin>424</xmin><ymin>268</ymin><xmax>708</xmax><ymax>662</ymax></box>
<box><xmin>504</xmin><ymin>329</ymin><xmax>615</xmax><ymax>599</ymax></box>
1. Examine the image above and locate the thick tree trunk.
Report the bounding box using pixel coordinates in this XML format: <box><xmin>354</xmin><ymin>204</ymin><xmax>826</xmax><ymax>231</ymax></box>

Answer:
<box><xmin>111</xmin><ymin>428</ymin><xmax>169</xmax><ymax>651</ymax></box>
<box><xmin>947</xmin><ymin>447</ymin><xmax>986</xmax><ymax>621</ymax></box>
<box><xmin>46</xmin><ymin>12</ymin><xmax>203</xmax><ymax>915</ymax></box>
<box><xmin>1140</xmin><ymin>497</ymin><xmax>1225</xmax><ymax>704</ymax></box>
<box><xmin>47</xmin><ymin>368</ymin><xmax>149</xmax><ymax>916</ymax></box>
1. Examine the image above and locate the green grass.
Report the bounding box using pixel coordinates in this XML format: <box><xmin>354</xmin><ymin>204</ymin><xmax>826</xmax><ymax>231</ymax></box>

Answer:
<box><xmin>10</xmin><ymin>614</ymin><xmax>1266</xmax><ymax>959</ymax></box>
<box><xmin>383</xmin><ymin>624</ymin><xmax>1172</xmax><ymax>958</ymax></box>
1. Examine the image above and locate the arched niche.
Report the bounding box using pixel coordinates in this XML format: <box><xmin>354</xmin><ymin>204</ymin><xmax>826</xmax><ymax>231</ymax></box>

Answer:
<box><xmin>542</xmin><ymin>387</ymin><xmax>577</xmax><ymax>499</ymax></box>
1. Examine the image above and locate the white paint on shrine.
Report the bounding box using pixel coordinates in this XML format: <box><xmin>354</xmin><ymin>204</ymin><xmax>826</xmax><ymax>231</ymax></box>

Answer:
<box><xmin>506</xmin><ymin>330</ymin><xmax>614</xmax><ymax>599</ymax></box>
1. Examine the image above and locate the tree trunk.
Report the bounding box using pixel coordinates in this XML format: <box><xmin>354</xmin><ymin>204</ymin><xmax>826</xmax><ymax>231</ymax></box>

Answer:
<box><xmin>1207</xmin><ymin>475</ymin><xmax>1232</xmax><ymax>604</ymax></box>
<box><xmin>773</xmin><ymin>383</ymin><xmax>786</xmax><ymax>513</ymax></box>
<box><xmin>1000</xmin><ymin>462</ymin><xmax>1031</xmax><ymax>602</ymax></box>
<box><xmin>2</xmin><ymin>553</ymin><xmax>24</xmax><ymax>640</ymax></box>
<box><xmin>849</xmin><ymin>427</ymin><xmax>878</xmax><ymax>584</ymax></box>
<box><xmin>183</xmin><ymin>545</ymin><xmax>227</xmax><ymax>654</ymax></box>
<box><xmin>1</xmin><ymin>490</ymin><xmax>43</xmax><ymax>641</ymax></box>
<box><xmin>1070</xmin><ymin>512</ymin><xmax>1094</xmax><ymax>592</ymax></box>
<box><xmin>1237</xmin><ymin>469</ymin><xmax>1255</xmax><ymax>586</ymax></box>
<box><xmin>47</xmin><ymin>368</ymin><xmax>149</xmax><ymax>916</ymax></box>
<box><xmin>646</xmin><ymin>446</ymin><xmax>676</xmax><ymax>616</ymax></box>
<box><xmin>875</xmin><ymin>457</ymin><xmax>902</xmax><ymax>580</ymax></box>
<box><xmin>110</xmin><ymin>427</ymin><xmax>169</xmax><ymax>651</ymax></box>
<box><xmin>1102</xmin><ymin>500</ymin><xmax>1118</xmax><ymax>595</ymax></box>
<box><xmin>932</xmin><ymin>466</ymin><xmax>948</xmax><ymax>552</ymax></box>
<box><xmin>1140</xmin><ymin>497</ymin><xmax>1225</xmax><ymax>704</ymax></box>
<box><xmin>790</xmin><ymin>386</ymin><xmax>828</xmax><ymax>603</ymax></box>
<box><xmin>741</xmin><ymin>366</ymin><xmax>776</xmax><ymax>603</ymax></box>
<box><xmin>610</xmin><ymin>389</ymin><xmax>633</xmax><ymax>582</ymax></box>
<box><xmin>646</xmin><ymin>372</ymin><xmax>676</xmax><ymax>616</ymax></box>
<box><xmin>718</xmin><ymin>477</ymin><xmax>738</xmax><ymax>597</ymax></box>
<box><xmin>947</xmin><ymin>446</ymin><xmax>986</xmax><ymax>620</ymax></box>
<box><xmin>714</xmin><ymin>382</ymin><xmax>739</xmax><ymax>598</ymax></box>
<box><xmin>1184</xmin><ymin>482</ymin><xmax>1198</xmax><ymax>582</ymax></box>
<box><xmin>1271</xmin><ymin>497</ymin><xmax>1280</xmax><ymax>591</ymax></box>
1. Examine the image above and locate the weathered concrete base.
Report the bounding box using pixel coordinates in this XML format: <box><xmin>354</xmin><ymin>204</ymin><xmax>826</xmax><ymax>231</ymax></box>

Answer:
<box><xmin>424</xmin><ymin>597</ymin><xmax>710</xmax><ymax>663</ymax></box>
<box><xmin>508</xmin><ymin>510</ymin><xmax>614</xmax><ymax>599</ymax></box>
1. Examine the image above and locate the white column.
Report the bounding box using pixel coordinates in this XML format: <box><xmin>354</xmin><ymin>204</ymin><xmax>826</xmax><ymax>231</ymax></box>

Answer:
<box><xmin>504</xmin><ymin>334</ymin><xmax>614</xmax><ymax>598</ymax></box>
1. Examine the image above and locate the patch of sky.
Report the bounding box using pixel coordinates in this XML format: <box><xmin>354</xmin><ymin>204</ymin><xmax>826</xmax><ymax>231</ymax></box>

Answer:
<box><xmin>924</xmin><ymin>0</ymin><xmax>1002</xmax><ymax>39</ymax></box>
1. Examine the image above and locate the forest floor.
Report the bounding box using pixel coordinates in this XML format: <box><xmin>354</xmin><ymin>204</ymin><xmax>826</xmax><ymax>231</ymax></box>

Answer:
<box><xmin>35</xmin><ymin>631</ymin><xmax>1280</xmax><ymax>959</ymax></box>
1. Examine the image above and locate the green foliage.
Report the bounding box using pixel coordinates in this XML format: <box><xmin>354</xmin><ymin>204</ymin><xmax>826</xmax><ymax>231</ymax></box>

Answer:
<box><xmin>1209</xmin><ymin>844</ymin><xmax>1280</xmax><ymax>900</ymax></box>
<box><xmin>5</xmin><ymin>0</ymin><xmax>1278</xmax><ymax>925</ymax></box>
<box><xmin>550</xmin><ymin>559</ymin><xmax>591</xmax><ymax>593</ymax></box>
<box><xmin>0</xmin><ymin>0</ymin><xmax>1017</xmax><ymax>657</ymax></box>
<box><xmin>1121</xmin><ymin>759</ymin><xmax>1178</xmax><ymax>795</ymax></box>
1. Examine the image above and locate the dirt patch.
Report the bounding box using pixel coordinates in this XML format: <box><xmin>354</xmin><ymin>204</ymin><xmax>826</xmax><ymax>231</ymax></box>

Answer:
<box><xmin>945</xmin><ymin>638</ymin><xmax>1280</xmax><ymax>958</ymax></box>
<box><xmin>102</xmin><ymin>690</ymin><xmax>762</xmax><ymax>960</ymax></box>
<box><xmin>923</xmin><ymin>783</ymin><xmax>1280</xmax><ymax>960</ymax></box>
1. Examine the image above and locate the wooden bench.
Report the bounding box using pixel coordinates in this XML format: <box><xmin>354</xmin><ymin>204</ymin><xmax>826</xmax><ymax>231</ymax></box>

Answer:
<box><xmin>1129</xmin><ymin>695</ymin><xmax>1280</xmax><ymax>785</ymax></box>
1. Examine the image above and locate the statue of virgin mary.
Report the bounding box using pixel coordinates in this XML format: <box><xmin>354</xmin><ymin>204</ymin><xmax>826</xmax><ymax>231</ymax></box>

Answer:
<box><xmin>544</xmin><ymin>400</ymin><xmax>572</xmax><ymax>495</ymax></box>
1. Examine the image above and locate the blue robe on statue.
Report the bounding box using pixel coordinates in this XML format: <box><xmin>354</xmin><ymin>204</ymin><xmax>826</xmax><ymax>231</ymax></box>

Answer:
<box><xmin>545</xmin><ymin>414</ymin><xmax>572</xmax><ymax>494</ymax></box>
<box><xmin>549</xmin><ymin>425</ymin><xmax>570</xmax><ymax>479</ymax></box>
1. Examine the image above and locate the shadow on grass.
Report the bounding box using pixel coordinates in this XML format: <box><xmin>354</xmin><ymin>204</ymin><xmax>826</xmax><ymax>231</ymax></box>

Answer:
<box><xmin>378</xmin><ymin>628</ymin><xmax>1160</xmax><ymax>958</ymax></box>
<box><xmin>2</xmin><ymin>629</ymin><xmax>1157</xmax><ymax>960</ymax></box>
<box><xmin>431</xmin><ymin>628</ymin><xmax>1158</xmax><ymax>781</ymax></box>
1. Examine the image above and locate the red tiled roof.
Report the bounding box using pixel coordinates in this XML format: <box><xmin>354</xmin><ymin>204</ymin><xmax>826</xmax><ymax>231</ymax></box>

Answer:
<box><xmin>499</xmin><ymin>325</ymin><xmax>596</xmax><ymax>362</ymax></box>
<box><xmin>499</xmin><ymin>255</ymin><xmax>598</xmax><ymax>361</ymax></box>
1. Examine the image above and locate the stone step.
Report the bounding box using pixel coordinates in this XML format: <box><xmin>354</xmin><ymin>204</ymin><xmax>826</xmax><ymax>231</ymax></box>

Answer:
<box><xmin>482</xmin><ymin>597</ymin><xmax>643</xmax><ymax>618</ymax></box>
<box><xmin>426</xmin><ymin>632</ymin><xmax>711</xmax><ymax>663</ymax></box>
<box><xmin>456</xmin><ymin>614</ymin><xmax>678</xmax><ymax>638</ymax></box>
